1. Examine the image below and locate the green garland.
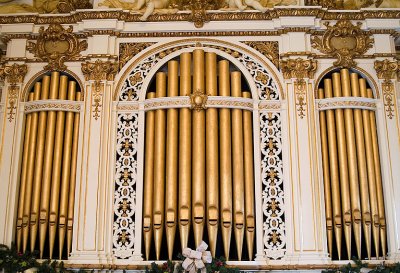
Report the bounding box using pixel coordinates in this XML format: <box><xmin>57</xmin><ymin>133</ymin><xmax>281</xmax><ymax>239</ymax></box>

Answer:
<box><xmin>2</xmin><ymin>244</ymin><xmax>400</xmax><ymax>273</ymax></box>
<box><xmin>145</xmin><ymin>256</ymin><xmax>240</xmax><ymax>273</ymax></box>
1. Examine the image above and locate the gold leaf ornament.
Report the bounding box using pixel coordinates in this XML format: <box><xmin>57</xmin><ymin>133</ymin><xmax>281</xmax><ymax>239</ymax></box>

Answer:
<box><xmin>27</xmin><ymin>24</ymin><xmax>88</xmax><ymax>70</ymax></box>
<box><xmin>311</xmin><ymin>20</ymin><xmax>373</xmax><ymax>67</ymax></box>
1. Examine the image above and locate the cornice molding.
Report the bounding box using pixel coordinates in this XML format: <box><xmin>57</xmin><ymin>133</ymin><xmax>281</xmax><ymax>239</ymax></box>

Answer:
<box><xmin>0</xmin><ymin>9</ymin><xmax>399</xmax><ymax>25</ymax></box>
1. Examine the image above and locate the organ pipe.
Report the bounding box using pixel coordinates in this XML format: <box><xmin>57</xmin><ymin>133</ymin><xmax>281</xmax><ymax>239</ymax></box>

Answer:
<box><xmin>332</xmin><ymin>72</ymin><xmax>352</xmax><ymax>259</ymax></box>
<box><xmin>242</xmin><ymin>91</ymin><xmax>255</xmax><ymax>260</ymax></box>
<box><xmin>205</xmin><ymin>52</ymin><xmax>219</xmax><ymax>257</ymax></box>
<box><xmin>141</xmin><ymin>50</ymin><xmax>255</xmax><ymax>261</ymax></box>
<box><xmin>166</xmin><ymin>61</ymin><xmax>179</xmax><ymax>260</ymax></box>
<box><xmin>153</xmin><ymin>72</ymin><xmax>167</xmax><ymax>260</ymax></box>
<box><xmin>318</xmin><ymin>88</ymin><xmax>333</xmax><ymax>257</ymax></box>
<box><xmin>30</xmin><ymin>75</ymin><xmax>50</xmax><ymax>252</ymax></box>
<box><xmin>143</xmin><ymin>91</ymin><xmax>155</xmax><ymax>260</ymax></box>
<box><xmin>39</xmin><ymin>71</ymin><xmax>59</xmax><ymax>258</ymax></box>
<box><xmin>320</xmin><ymin>69</ymin><xmax>387</xmax><ymax>260</ymax></box>
<box><xmin>192</xmin><ymin>49</ymin><xmax>206</xmax><ymax>248</ymax></box>
<box><xmin>231</xmin><ymin>71</ymin><xmax>245</xmax><ymax>261</ymax></box>
<box><xmin>218</xmin><ymin>60</ymin><xmax>233</xmax><ymax>259</ymax></box>
<box><xmin>16</xmin><ymin>73</ymin><xmax>81</xmax><ymax>259</ymax></box>
<box><xmin>179</xmin><ymin>52</ymin><xmax>192</xmax><ymax>251</ymax></box>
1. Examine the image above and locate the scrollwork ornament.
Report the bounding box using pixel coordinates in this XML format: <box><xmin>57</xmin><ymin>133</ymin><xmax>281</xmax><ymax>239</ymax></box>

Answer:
<box><xmin>374</xmin><ymin>59</ymin><xmax>399</xmax><ymax>81</ymax></box>
<box><xmin>243</xmin><ymin>41</ymin><xmax>279</xmax><ymax>68</ymax></box>
<box><xmin>280</xmin><ymin>58</ymin><xmax>317</xmax><ymax>79</ymax></box>
<box><xmin>82</xmin><ymin>59</ymin><xmax>118</xmax><ymax>120</ymax></box>
<box><xmin>0</xmin><ymin>64</ymin><xmax>27</xmax><ymax>122</ymax></box>
<box><xmin>311</xmin><ymin>20</ymin><xmax>373</xmax><ymax>68</ymax></box>
<box><xmin>27</xmin><ymin>24</ymin><xmax>88</xmax><ymax>70</ymax></box>
<box><xmin>190</xmin><ymin>90</ymin><xmax>208</xmax><ymax>111</ymax></box>
<box><xmin>382</xmin><ymin>80</ymin><xmax>395</xmax><ymax>119</ymax></box>
<box><xmin>189</xmin><ymin>0</ymin><xmax>209</xmax><ymax>28</ymax></box>
<box><xmin>294</xmin><ymin>79</ymin><xmax>307</xmax><ymax>119</ymax></box>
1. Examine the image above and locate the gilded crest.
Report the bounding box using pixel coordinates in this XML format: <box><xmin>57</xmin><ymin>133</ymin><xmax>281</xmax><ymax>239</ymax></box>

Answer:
<box><xmin>311</xmin><ymin>20</ymin><xmax>373</xmax><ymax>67</ymax></box>
<box><xmin>27</xmin><ymin>24</ymin><xmax>88</xmax><ymax>70</ymax></box>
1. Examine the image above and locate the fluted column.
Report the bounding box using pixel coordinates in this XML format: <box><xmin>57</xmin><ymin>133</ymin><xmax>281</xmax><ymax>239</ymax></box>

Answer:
<box><xmin>374</xmin><ymin>59</ymin><xmax>400</xmax><ymax>260</ymax></box>
<box><xmin>69</xmin><ymin>59</ymin><xmax>118</xmax><ymax>263</ymax></box>
<box><xmin>0</xmin><ymin>64</ymin><xmax>27</xmax><ymax>245</ymax></box>
<box><xmin>280</xmin><ymin>57</ymin><xmax>329</xmax><ymax>263</ymax></box>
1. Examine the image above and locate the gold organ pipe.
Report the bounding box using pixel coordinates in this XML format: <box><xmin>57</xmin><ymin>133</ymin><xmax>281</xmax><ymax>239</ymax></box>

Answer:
<box><xmin>231</xmin><ymin>71</ymin><xmax>245</xmax><ymax>260</ymax></box>
<box><xmin>39</xmin><ymin>71</ymin><xmax>60</xmax><ymax>258</ymax></box>
<box><xmin>360</xmin><ymin>79</ymin><xmax>380</xmax><ymax>258</ymax></box>
<box><xmin>192</xmin><ymin>49</ymin><xmax>206</xmax><ymax>248</ymax></box>
<box><xmin>242</xmin><ymin>91</ymin><xmax>255</xmax><ymax>260</ymax></box>
<box><xmin>166</xmin><ymin>61</ymin><xmax>179</xmax><ymax>260</ymax></box>
<box><xmin>318</xmin><ymin>88</ymin><xmax>333</xmax><ymax>257</ymax></box>
<box><xmin>59</xmin><ymin>81</ymin><xmax>77</xmax><ymax>259</ymax></box>
<box><xmin>16</xmin><ymin>92</ymin><xmax>34</xmax><ymax>251</ymax></box>
<box><xmin>48</xmin><ymin>75</ymin><xmax>68</xmax><ymax>258</ymax></box>
<box><xmin>350</xmin><ymin>73</ymin><xmax>372</xmax><ymax>259</ymax></box>
<box><xmin>332</xmin><ymin>72</ymin><xmax>352</xmax><ymax>259</ymax></box>
<box><xmin>367</xmin><ymin>88</ymin><xmax>386</xmax><ymax>258</ymax></box>
<box><xmin>143</xmin><ymin>92</ymin><xmax>156</xmax><ymax>260</ymax></box>
<box><xmin>22</xmin><ymin>83</ymin><xmax>41</xmax><ymax>252</ymax></box>
<box><xmin>205</xmin><ymin>52</ymin><xmax>219</xmax><ymax>257</ymax></box>
<box><xmin>30</xmin><ymin>75</ymin><xmax>50</xmax><ymax>252</ymax></box>
<box><xmin>179</xmin><ymin>52</ymin><xmax>192</xmax><ymax>251</ymax></box>
<box><xmin>67</xmin><ymin>91</ymin><xmax>81</xmax><ymax>256</ymax></box>
<box><xmin>340</xmin><ymin>69</ymin><xmax>362</xmax><ymax>258</ymax></box>
<box><xmin>153</xmin><ymin>72</ymin><xmax>167</xmax><ymax>260</ymax></box>
<box><xmin>323</xmin><ymin>78</ymin><xmax>342</xmax><ymax>259</ymax></box>
<box><xmin>218</xmin><ymin>60</ymin><xmax>232</xmax><ymax>259</ymax></box>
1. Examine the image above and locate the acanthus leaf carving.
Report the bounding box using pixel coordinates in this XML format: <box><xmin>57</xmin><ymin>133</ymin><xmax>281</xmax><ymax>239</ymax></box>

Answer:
<box><xmin>280</xmin><ymin>58</ymin><xmax>317</xmax><ymax>79</ymax></box>
<box><xmin>311</xmin><ymin>20</ymin><xmax>373</xmax><ymax>68</ymax></box>
<box><xmin>27</xmin><ymin>24</ymin><xmax>88</xmax><ymax>70</ymax></box>
<box><xmin>82</xmin><ymin>59</ymin><xmax>118</xmax><ymax>120</ymax></box>
<box><xmin>243</xmin><ymin>41</ymin><xmax>279</xmax><ymax>68</ymax></box>
<box><xmin>374</xmin><ymin>59</ymin><xmax>399</xmax><ymax>81</ymax></box>
<box><xmin>119</xmin><ymin>43</ymin><xmax>156</xmax><ymax>70</ymax></box>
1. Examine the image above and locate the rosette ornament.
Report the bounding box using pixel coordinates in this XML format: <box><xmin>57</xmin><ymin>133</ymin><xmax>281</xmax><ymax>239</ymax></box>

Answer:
<box><xmin>181</xmin><ymin>242</ymin><xmax>212</xmax><ymax>273</ymax></box>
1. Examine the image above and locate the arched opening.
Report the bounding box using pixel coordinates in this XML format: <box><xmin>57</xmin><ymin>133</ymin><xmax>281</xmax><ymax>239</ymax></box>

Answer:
<box><xmin>316</xmin><ymin>68</ymin><xmax>387</xmax><ymax>260</ymax></box>
<box><xmin>15</xmin><ymin>71</ymin><xmax>82</xmax><ymax>260</ymax></box>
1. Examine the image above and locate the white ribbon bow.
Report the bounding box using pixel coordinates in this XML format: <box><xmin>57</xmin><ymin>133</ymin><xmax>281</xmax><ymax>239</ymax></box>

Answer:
<box><xmin>181</xmin><ymin>241</ymin><xmax>212</xmax><ymax>273</ymax></box>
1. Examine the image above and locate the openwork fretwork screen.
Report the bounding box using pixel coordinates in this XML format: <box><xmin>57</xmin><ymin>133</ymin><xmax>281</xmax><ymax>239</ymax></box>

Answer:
<box><xmin>317</xmin><ymin>68</ymin><xmax>387</xmax><ymax>260</ymax></box>
<box><xmin>113</xmin><ymin>44</ymin><xmax>286</xmax><ymax>261</ymax></box>
<box><xmin>15</xmin><ymin>71</ymin><xmax>82</xmax><ymax>260</ymax></box>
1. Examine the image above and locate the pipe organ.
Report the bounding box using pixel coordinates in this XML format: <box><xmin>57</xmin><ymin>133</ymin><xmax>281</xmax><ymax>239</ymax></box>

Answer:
<box><xmin>0</xmin><ymin>7</ymin><xmax>400</xmax><ymax>271</ymax></box>
<box><xmin>318</xmin><ymin>69</ymin><xmax>387</xmax><ymax>260</ymax></box>
<box><xmin>142</xmin><ymin>50</ymin><xmax>255</xmax><ymax>261</ymax></box>
<box><xmin>15</xmin><ymin>72</ymin><xmax>81</xmax><ymax>259</ymax></box>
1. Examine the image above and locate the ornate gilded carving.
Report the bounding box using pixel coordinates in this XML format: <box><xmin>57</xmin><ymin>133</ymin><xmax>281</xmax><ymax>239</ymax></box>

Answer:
<box><xmin>374</xmin><ymin>59</ymin><xmax>399</xmax><ymax>80</ymax></box>
<box><xmin>280</xmin><ymin>58</ymin><xmax>317</xmax><ymax>79</ymax></box>
<box><xmin>57</xmin><ymin>0</ymin><xmax>92</xmax><ymax>13</ymax></box>
<box><xmin>189</xmin><ymin>0</ymin><xmax>209</xmax><ymax>28</ymax></box>
<box><xmin>119</xmin><ymin>43</ymin><xmax>156</xmax><ymax>70</ymax></box>
<box><xmin>374</xmin><ymin>59</ymin><xmax>399</xmax><ymax>119</ymax></box>
<box><xmin>280</xmin><ymin>58</ymin><xmax>315</xmax><ymax>118</ymax></box>
<box><xmin>190</xmin><ymin>90</ymin><xmax>208</xmax><ymax>111</ymax></box>
<box><xmin>243</xmin><ymin>41</ymin><xmax>279</xmax><ymax>68</ymax></box>
<box><xmin>82</xmin><ymin>60</ymin><xmax>118</xmax><ymax>120</ymax></box>
<box><xmin>382</xmin><ymin>81</ymin><xmax>395</xmax><ymax>119</ymax></box>
<box><xmin>0</xmin><ymin>63</ymin><xmax>27</xmax><ymax>122</ymax></box>
<box><xmin>0</xmin><ymin>63</ymin><xmax>28</xmax><ymax>85</ymax></box>
<box><xmin>311</xmin><ymin>20</ymin><xmax>373</xmax><ymax>67</ymax></box>
<box><xmin>27</xmin><ymin>24</ymin><xmax>88</xmax><ymax>70</ymax></box>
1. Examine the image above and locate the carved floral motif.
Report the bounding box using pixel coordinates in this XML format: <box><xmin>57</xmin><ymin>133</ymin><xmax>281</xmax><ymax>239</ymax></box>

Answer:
<box><xmin>311</xmin><ymin>20</ymin><xmax>373</xmax><ymax>67</ymax></box>
<box><xmin>27</xmin><ymin>24</ymin><xmax>88</xmax><ymax>70</ymax></box>
<box><xmin>81</xmin><ymin>60</ymin><xmax>118</xmax><ymax>120</ymax></box>
<box><xmin>119</xmin><ymin>43</ymin><xmax>156</xmax><ymax>70</ymax></box>
<box><xmin>0</xmin><ymin>63</ymin><xmax>27</xmax><ymax>122</ymax></box>
<box><xmin>243</xmin><ymin>41</ymin><xmax>279</xmax><ymax>68</ymax></box>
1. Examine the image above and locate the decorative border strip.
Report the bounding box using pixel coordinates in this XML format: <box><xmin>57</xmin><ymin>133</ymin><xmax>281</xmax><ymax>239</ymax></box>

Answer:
<box><xmin>316</xmin><ymin>97</ymin><xmax>376</xmax><ymax>111</ymax></box>
<box><xmin>24</xmin><ymin>100</ymin><xmax>82</xmax><ymax>113</ymax></box>
<box><xmin>0</xmin><ymin>9</ymin><xmax>399</xmax><ymax>24</ymax></box>
<box><xmin>117</xmin><ymin>96</ymin><xmax>259</xmax><ymax>112</ymax></box>
<box><xmin>259</xmin><ymin>101</ymin><xmax>281</xmax><ymax>111</ymax></box>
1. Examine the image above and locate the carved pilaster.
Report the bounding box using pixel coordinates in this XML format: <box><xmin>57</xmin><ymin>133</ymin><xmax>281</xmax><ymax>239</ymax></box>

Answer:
<box><xmin>81</xmin><ymin>60</ymin><xmax>118</xmax><ymax>120</ymax></box>
<box><xmin>281</xmin><ymin>58</ymin><xmax>317</xmax><ymax>119</ymax></box>
<box><xmin>374</xmin><ymin>59</ymin><xmax>399</xmax><ymax>120</ymax></box>
<box><xmin>0</xmin><ymin>63</ymin><xmax>27</xmax><ymax>122</ymax></box>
